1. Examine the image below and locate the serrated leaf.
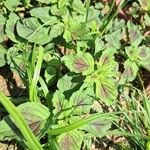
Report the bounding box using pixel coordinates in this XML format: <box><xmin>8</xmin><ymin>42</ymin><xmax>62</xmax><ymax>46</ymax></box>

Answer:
<box><xmin>62</xmin><ymin>52</ymin><xmax>94</xmax><ymax>75</ymax></box>
<box><xmin>121</xmin><ymin>59</ymin><xmax>139</xmax><ymax>83</ymax></box>
<box><xmin>57</xmin><ymin>130</ymin><xmax>83</xmax><ymax>150</ymax></box>
<box><xmin>4</xmin><ymin>0</ymin><xmax>20</xmax><ymax>11</ymax></box>
<box><xmin>127</xmin><ymin>21</ymin><xmax>143</xmax><ymax>47</ymax></box>
<box><xmin>0</xmin><ymin>102</ymin><xmax>50</xmax><ymax>141</ymax></box>
<box><xmin>57</xmin><ymin>73</ymin><xmax>84</xmax><ymax>99</ymax></box>
<box><xmin>0</xmin><ymin>44</ymin><xmax>6</xmax><ymax>67</ymax></box>
<box><xmin>5</xmin><ymin>13</ymin><xmax>19</xmax><ymax>43</ymax></box>
<box><xmin>69</xmin><ymin>87</ymin><xmax>95</xmax><ymax>115</ymax></box>
<box><xmin>0</xmin><ymin>14</ymin><xmax>6</xmax><ymax>43</ymax></box>
<box><xmin>16</xmin><ymin>18</ymin><xmax>52</xmax><ymax>45</ymax></box>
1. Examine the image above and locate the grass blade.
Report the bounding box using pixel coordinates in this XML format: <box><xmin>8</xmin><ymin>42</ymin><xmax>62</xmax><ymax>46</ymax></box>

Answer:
<box><xmin>29</xmin><ymin>46</ymin><xmax>44</xmax><ymax>102</ymax></box>
<box><xmin>0</xmin><ymin>91</ymin><xmax>43</xmax><ymax>150</ymax></box>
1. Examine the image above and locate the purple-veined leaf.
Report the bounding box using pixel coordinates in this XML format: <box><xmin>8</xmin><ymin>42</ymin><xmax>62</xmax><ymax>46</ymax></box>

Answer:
<box><xmin>62</xmin><ymin>52</ymin><xmax>94</xmax><ymax>75</ymax></box>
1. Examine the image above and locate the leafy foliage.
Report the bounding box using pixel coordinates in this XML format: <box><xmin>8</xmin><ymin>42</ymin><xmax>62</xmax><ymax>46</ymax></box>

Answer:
<box><xmin>0</xmin><ymin>0</ymin><xmax>150</xmax><ymax>150</ymax></box>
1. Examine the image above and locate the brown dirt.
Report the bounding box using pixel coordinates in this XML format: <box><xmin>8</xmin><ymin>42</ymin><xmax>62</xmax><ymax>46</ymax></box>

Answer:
<box><xmin>0</xmin><ymin>66</ymin><xmax>26</xmax><ymax>97</ymax></box>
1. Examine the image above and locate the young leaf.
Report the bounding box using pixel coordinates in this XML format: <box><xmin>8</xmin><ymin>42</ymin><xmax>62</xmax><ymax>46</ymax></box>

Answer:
<box><xmin>57</xmin><ymin>130</ymin><xmax>84</xmax><ymax>150</ymax></box>
<box><xmin>16</xmin><ymin>18</ymin><xmax>52</xmax><ymax>45</ymax></box>
<box><xmin>62</xmin><ymin>52</ymin><xmax>94</xmax><ymax>76</ymax></box>
<box><xmin>0</xmin><ymin>102</ymin><xmax>50</xmax><ymax>140</ymax></box>
<box><xmin>5</xmin><ymin>13</ymin><xmax>19</xmax><ymax>43</ymax></box>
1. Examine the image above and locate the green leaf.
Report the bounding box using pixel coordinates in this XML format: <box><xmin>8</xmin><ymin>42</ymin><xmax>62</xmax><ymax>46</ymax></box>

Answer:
<box><xmin>4</xmin><ymin>0</ymin><xmax>20</xmax><ymax>11</ymax></box>
<box><xmin>138</xmin><ymin>46</ymin><xmax>150</xmax><ymax>71</ymax></box>
<box><xmin>98</xmin><ymin>50</ymin><xmax>118</xmax><ymax>77</ymax></box>
<box><xmin>52</xmin><ymin>91</ymin><xmax>71</xmax><ymax>119</ymax></box>
<box><xmin>57</xmin><ymin>73</ymin><xmax>84</xmax><ymax>99</ymax></box>
<box><xmin>58</xmin><ymin>0</ymin><xmax>69</xmax><ymax>8</ymax></box>
<box><xmin>16</xmin><ymin>18</ymin><xmax>52</xmax><ymax>45</ymax></box>
<box><xmin>63</xmin><ymin>29</ymin><xmax>72</xmax><ymax>42</ymax></box>
<box><xmin>95</xmin><ymin>37</ymin><xmax>105</xmax><ymax>57</ymax></box>
<box><xmin>6</xmin><ymin>47</ymin><xmax>23</xmax><ymax>72</ymax></box>
<box><xmin>0</xmin><ymin>14</ymin><xmax>6</xmax><ymax>43</ymax></box>
<box><xmin>82</xmin><ymin>116</ymin><xmax>114</xmax><ymax>137</ymax></box>
<box><xmin>105</xmin><ymin>29</ymin><xmax>122</xmax><ymax>50</ymax></box>
<box><xmin>137</xmin><ymin>45</ymin><xmax>150</xmax><ymax>61</ymax></box>
<box><xmin>5</xmin><ymin>13</ymin><xmax>19</xmax><ymax>43</ymax></box>
<box><xmin>69</xmin><ymin>86</ymin><xmax>95</xmax><ymax>115</ymax></box>
<box><xmin>127</xmin><ymin>21</ymin><xmax>143</xmax><ymax>47</ymax></box>
<box><xmin>0</xmin><ymin>44</ymin><xmax>6</xmax><ymax>67</ymax></box>
<box><xmin>35</xmin><ymin>0</ymin><xmax>52</xmax><ymax>4</ymax></box>
<box><xmin>144</xmin><ymin>13</ymin><xmax>150</xmax><ymax>26</ymax></box>
<box><xmin>63</xmin><ymin>16</ymin><xmax>89</xmax><ymax>40</ymax></box>
<box><xmin>30</xmin><ymin>7</ymin><xmax>50</xmax><ymax>22</ymax></box>
<box><xmin>57</xmin><ymin>130</ymin><xmax>84</xmax><ymax>150</ymax></box>
<box><xmin>62</xmin><ymin>52</ymin><xmax>94</xmax><ymax>75</ymax></box>
<box><xmin>71</xmin><ymin>0</ymin><xmax>85</xmax><ymax>14</ymax></box>
<box><xmin>121</xmin><ymin>59</ymin><xmax>139</xmax><ymax>83</ymax></box>
<box><xmin>30</xmin><ymin>7</ymin><xmax>57</xmax><ymax>23</ymax></box>
<box><xmin>22</xmin><ymin>0</ymin><xmax>30</xmax><ymax>6</ymax></box>
<box><xmin>50</xmin><ymin>23</ymin><xmax>64</xmax><ymax>38</ymax></box>
<box><xmin>138</xmin><ymin>0</ymin><xmax>150</xmax><ymax>11</ymax></box>
<box><xmin>0</xmin><ymin>102</ymin><xmax>50</xmax><ymax>141</ymax></box>
<box><xmin>95</xmin><ymin>79</ymin><xmax>118</xmax><ymax>106</ymax></box>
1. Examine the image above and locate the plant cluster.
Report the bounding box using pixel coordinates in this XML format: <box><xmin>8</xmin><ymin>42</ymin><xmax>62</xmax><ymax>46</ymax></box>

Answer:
<box><xmin>0</xmin><ymin>0</ymin><xmax>150</xmax><ymax>149</ymax></box>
